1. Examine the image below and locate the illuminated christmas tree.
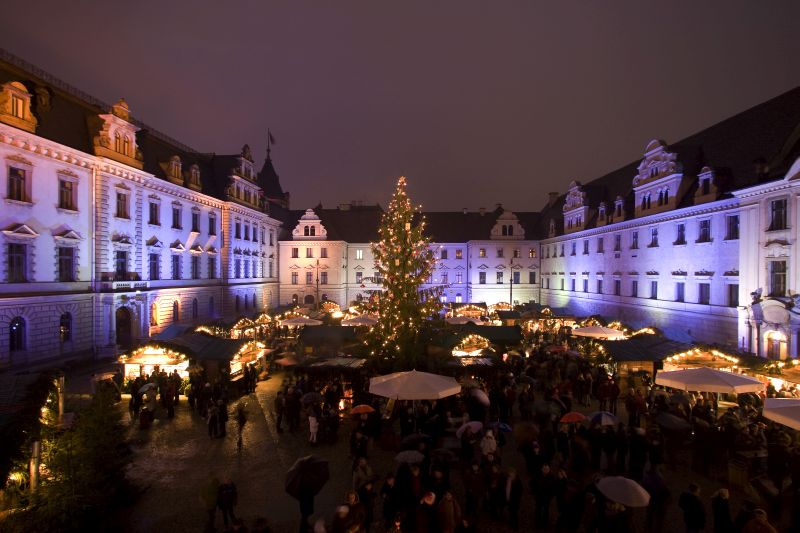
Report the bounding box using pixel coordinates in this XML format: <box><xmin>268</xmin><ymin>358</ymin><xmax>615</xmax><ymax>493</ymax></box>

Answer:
<box><xmin>368</xmin><ymin>176</ymin><xmax>441</xmax><ymax>368</ymax></box>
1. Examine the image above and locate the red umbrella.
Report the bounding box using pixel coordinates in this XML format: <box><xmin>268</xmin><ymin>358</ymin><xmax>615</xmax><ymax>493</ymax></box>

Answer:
<box><xmin>351</xmin><ymin>404</ymin><xmax>376</xmax><ymax>415</ymax></box>
<box><xmin>560</xmin><ymin>411</ymin><xmax>587</xmax><ymax>424</ymax></box>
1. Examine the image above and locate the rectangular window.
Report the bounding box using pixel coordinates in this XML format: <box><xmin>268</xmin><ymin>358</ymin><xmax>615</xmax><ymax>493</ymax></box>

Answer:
<box><xmin>115</xmin><ymin>191</ymin><xmax>128</xmax><ymax>218</ymax></box>
<box><xmin>497</xmin><ymin>248</ymin><xmax>504</xmax><ymax>258</ymax></box>
<box><xmin>291</xmin><ymin>247</ymin><xmax>299</xmax><ymax>258</ymax></box>
<box><xmin>597</xmin><ymin>238</ymin><xmax>604</xmax><ymax>253</ymax></box>
<box><xmin>513</xmin><ymin>271</ymin><xmax>520</xmax><ymax>284</ymax></box>
<box><xmin>208</xmin><ymin>214</ymin><xmax>216</xmax><ymax>235</ymax></box>
<box><xmin>356</xmin><ymin>249</ymin><xmax>364</xmax><ymax>260</ymax></box>
<box><xmin>320</xmin><ymin>271</ymin><xmax>328</xmax><ymax>285</ymax></box>
<box><xmin>769</xmin><ymin>199</ymin><xmax>788</xmax><ymax>231</ymax></box>
<box><xmin>57</xmin><ymin>247</ymin><xmax>75</xmax><ymax>282</ymax></box>
<box><xmin>650</xmin><ymin>280</ymin><xmax>658</xmax><ymax>299</ymax></box>
<box><xmin>243</xmin><ymin>261</ymin><xmax>250</xmax><ymax>278</ymax></box>
<box><xmin>697</xmin><ymin>219</ymin><xmax>711</xmax><ymax>242</ymax></box>
<box><xmin>244</xmin><ymin>224</ymin><xmax>250</xmax><ymax>241</ymax></box>
<box><xmin>291</xmin><ymin>272</ymin><xmax>298</xmax><ymax>284</ymax></box>
<box><xmin>649</xmin><ymin>227</ymin><xmax>659</xmax><ymax>247</ymax></box>
<box><xmin>597</xmin><ymin>279</ymin><xmax>603</xmax><ymax>294</ymax></box>
<box><xmin>355</xmin><ymin>271</ymin><xmax>363</xmax><ymax>284</ymax></box>
<box><xmin>512</xmin><ymin>248</ymin><xmax>520</xmax><ymax>259</ymax></box>
<box><xmin>320</xmin><ymin>248</ymin><xmax>328</xmax><ymax>258</ymax></box>
<box><xmin>7</xmin><ymin>167</ymin><xmax>26</xmax><ymax>202</ymax></box>
<box><xmin>582</xmin><ymin>241</ymin><xmax>589</xmax><ymax>255</ymax></box>
<box><xmin>728</xmin><ymin>284</ymin><xmax>739</xmax><ymax>307</ymax></box>
<box><xmin>726</xmin><ymin>215</ymin><xmax>740</xmax><ymax>240</ymax></box>
<box><xmin>149</xmin><ymin>253</ymin><xmax>160</xmax><ymax>280</ymax></box>
<box><xmin>171</xmin><ymin>255</ymin><xmax>181</xmax><ymax>280</ymax></box>
<box><xmin>440</xmin><ymin>249</ymin><xmax>448</xmax><ymax>260</ymax></box>
<box><xmin>496</xmin><ymin>272</ymin><xmax>503</xmax><ymax>284</ymax></box>
<box><xmin>614</xmin><ymin>235</ymin><xmax>621</xmax><ymax>252</ymax></box>
<box><xmin>374</xmin><ymin>271</ymin><xmax>382</xmax><ymax>284</ymax></box>
<box><xmin>251</xmin><ymin>260</ymin><xmax>256</xmax><ymax>277</ymax></box>
<box><xmin>560</xmin><ymin>278</ymin><xmax>565</xmax><ymax>291</ymax></box>
<box><xmin>306</xmin><ymin>248</ymin><xmax>313</xmax><ymax>258</ymax></box>
<box><xmin>676</xmin><ymin>282</ymin><xmax>685</xmax><ymax>302</ymax></box>
<box><xmin>698</xmin><ymin>282</ymin><xmax>711</xmax><ymax>304</ymax></box>
<box><xmin>769</xmin><ymin>261</ymin><xmax>787</xmax><ymax>297</ymax></box>
<box><xmin>614</xmin><ymin>279</ymin><xmax>621</xmax><ymax>296</ymax></box>
<box><xmin>571</xmin><ymin>278</ymin><xmax>576</xmax><ymax>291</ymax></box>
<box><xmin>571</xmin><ymin>242</ymin><xmax>576</xmax><ymax>256</ymax></box>
<box><xmin>234</xmin><ymin>259</ymin><xmax>241</xmax><ymax>278</ymax></box>
<box><xmin>10</xmin><ymin>95</ymin><xmax>23</xmax><ymax>118</ymax></box>
<box><xmin>675</xmin><ymin>223</ymin><xmax>686</xmax><ymax>245</ymax></box>
<box><xmin>441</xmin><ymin>273</ymin><xmax>449</xmax><ymax>284</ymax></box>
<box><xmin>191</xmin><ymin>212</ymin><xmax>200</xmax><ymax>232</ymax></box>
<box><xmin>269</xmin><ymin>231</ymin><xmax>274</xmax><ymax>246</ymax></box>
<box><xmin>631</xmin><ymin>280</ymin><xmax>639</xmax><ymax>297</ymax></box>
<box><xmin>479</xmin><ymin>272</ymin><xmax>486</xmax><ymax>284</ymax></box>
<box><xmin>172</xmin><ymin>206</ymin><xmax>182</xmax><ymax>229</ymax></box>
<box><xmin>456</xmin><ymin>249</ymin><xmax>463</xmax><ymax>259</ymax></box>
<box><xmin>261</xmin><ymin>229</ymin><xmax>266</xmax><ymax>244</ymax></box>
<box><xmin>234</xmin><ymin>222</ymin><xmax>241</xmax><ymax>239</ymax></box>
<box><xmin>479</xmin><ymin>248</ymin><xmax>486</xmax><ymax>258</ymax></box>
<box><xmin>631</xmin><ymin>231</ymin><xmax>639</xmax><ymax>249</ymax></box>
<box><xmin>58</xmin><ymin>179</ymin><xmax>76</xmax><ymax>210</ymax></box>
<box><xmin>268</xmin><ymin>260</ymin><xmax>273</xmax><ymax>278</ymax></box>
<box><xmin>528</xmin><ymin>248</ymin><xmax>536</xmax><ymax>258</ymax></box>
<box><xmin>148</xmin><ymin>202</ymin><xmax>160</xmax><ymax>225</ymax></box>
<box><xmin>529</xmin><ymin>271</ymin><xmax>536</xmax><ymax>284</ymax></box>
<box><xmin>560</xmin><ymin>244</ymin><xmax>564</xmax><ymax>257</ymax></box>
<box><xmin>115</xmin><ymin>250</ymin><xmax>127</xmax><ymax>279</ymax></box>
<box><xmin>191</xmin><ymin>256</ymin><xmax>200</xmax><ymax>279</ymax></box>
<box><xmin>582</xmin><ymin>279</ymin><xmax>588</xmax><ymax>292</ymax></box>
<box><xmin>208</xmin><ymin>257</ymin><xmax>216</xmax><ymax>279</ymax></box>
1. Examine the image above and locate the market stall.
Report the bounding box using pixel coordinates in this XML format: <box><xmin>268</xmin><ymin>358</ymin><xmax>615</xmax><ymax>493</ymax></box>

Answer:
<box><xmin>119</xmin><ymin>344</ymin><xmax>191</xmax><ymax>379</ymax></box>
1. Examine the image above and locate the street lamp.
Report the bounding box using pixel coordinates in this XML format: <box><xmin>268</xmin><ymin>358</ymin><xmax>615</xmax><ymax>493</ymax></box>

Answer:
<box><xmin>509</xmin><ymin>256</ymin><xmax>514</xmax><ymax>308</ymax></box>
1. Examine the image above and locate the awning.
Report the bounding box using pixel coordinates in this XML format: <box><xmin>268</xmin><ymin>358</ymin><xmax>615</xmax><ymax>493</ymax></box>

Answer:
<box><xmin>168</xmin><ymin>332</ymin><xmax>248</xmax><ymax>361</ymax></box>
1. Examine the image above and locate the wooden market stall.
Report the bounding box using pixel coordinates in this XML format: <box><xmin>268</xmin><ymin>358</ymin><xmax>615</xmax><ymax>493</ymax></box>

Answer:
<box><xmin>599</xmin><ymin>335</ymin><xmax>692</xmax><ymax>379</ymax></box>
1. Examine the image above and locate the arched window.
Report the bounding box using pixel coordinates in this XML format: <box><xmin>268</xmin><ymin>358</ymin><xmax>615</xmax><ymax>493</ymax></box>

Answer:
<box><xmin>150</xmin><ymin>302</ymin><xmax>158</xmax><ymax>326</ymax></box>
<box><xmin>663</xmin><ymin>189</ymin><xmax>669</xmax><ymax>204</ymax></box>
<box><xmin>321</xmin><ymin>294</ymin><xmax>328</xmax><ymax>302</ymax></box>
<box><xmin>501</xmin><ymin>225</ymin><xmax>508</xmax><ymax>236</ymax></box>
<box><xmin>507</xmin><ymin>225</ymin><xmax>513</xmax><ymax>236</ymax></box>
<box><xmin>244</xmin><ymin>295</ymin><xmax>249</xmax><ymax>311</ymax></box>
<box><xmin>304</xmin><ymin>226</ymin><xmax>310</xmax><ymax>236</ymax></box>
<box><xmin>657</xmin><ymin>190</ymin><xmax>664</xmax><ymax>206</ymax></box>
<box><xmin>235</xmin><ymin>295</ymin><xmax>240</xmax><ymax>312</ymax></box>
<box><xmin>310</xmin><ymin>226</ymin><xmax>316</xmax><ymax>236</ymax></box>
<box><xmin>192</xmin><ymin>298</ymin><xmax>198</xmax><ymax>319</ymax></box>
<box><xmin>172</xmin><ymin>301</ymin><xmax>179</xmax><ymax>323</ymax></box>
<box><xmin>123</xmin><ymin>136</ymin><xmax>131</xmax><ymax>156</ymax></box>
<box><xmin>9</xmin><ymin>317</ymin><xmax>24</xmax><ymax>352</ymax></box>
<box><xmin>209</xmin><ymin>296</ymin><xmax>215</xmax><ymax>317</ymax></box>
<box><xmin>60</xmin><ymin>313</ymin><xmax>72</xmax><ymax>342</ymax></box>
<box><xmin>114</xmin><ymin>132</ymin><xmax>122</xmax><ymax>153</ymax></box>
<box><xmin>252</xmin><ymin>294</ymin><xmax>257</xmax><ymax>310</ymax></box>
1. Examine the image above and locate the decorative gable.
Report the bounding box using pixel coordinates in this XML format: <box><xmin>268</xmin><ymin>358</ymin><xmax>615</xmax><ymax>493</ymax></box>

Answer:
<box><xmin>2</xmin><ymin>223</ymin><xmax>39</xmax><ymax>239</ymax></box>
<box><xmin>632</xmin><ymin>140</ymin><xmax>685</xmax><ymax>217</ymax></box>
<box><xmin>0</xmin><ymin>82</ymin><xmax>38</xmax><ymax>133</ymax></box>
<box><xmin>146</xmin><ymin>237</ymin><xmax>163</xmax><ymax>249</ymax></box>
<box><xmin>91</xmin><ymin>99</ymin><xmax>144</xmax><ymax>169</ymax></box>
<box><xmin>562</xmin><ymin>181</ymin><xmax>590</xmax><ymax>234</ymax></box>
<box><xmin>169</xmin><ymin>240</ymin><xmax>185</xmax><ymax>252</ymax></box>
<box><xmin>161</xmin><ymin>155</ymin><xmax>183</xmax><ymax>185</ymax></box>
<box><xmin>490</xmin><ymin>210</ymin><xmax>525</xmax><ymax>240</ymax></box>
<box><xmin>53</xmin><ymin>229</ymin><xmax>82</xmax><ymax>244</ymax></box>
<box><xmin>694</xmin><ymin>166</ymin><xmax>719</xmax><ymax>204</ymax></box>
<box><xmin>293</xmin><ymin>209</ymin><xmax>328</xmax><ymax>240</ymax></box>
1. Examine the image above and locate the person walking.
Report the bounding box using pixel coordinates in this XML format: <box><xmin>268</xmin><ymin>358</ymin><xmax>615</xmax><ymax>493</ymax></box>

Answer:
<box><xmin>678</xmin><ymin>483</ymin><xmax>706</xmax><ymax>533</ymax></box>
<box><xmin>503</xmin><ymin>468</ymin><xmax>524</xmax><ymax>531</ymax></box>
<box><xmin>308</xmin><ymin>411</ymin><xmax>319</xmax><ymax>446</ymax></box>
<box><xmin>200</xmin><ymin>473</ymin><xmax>220</xmax><ymax>533</ymax></box>
<box><xmin>236</xmin><ymin>402</ymin><xmax>248</xmax><ymax>451</ymax></box>
<box><xmin>710</xmin><ymin>488</ymin><xmax>733</xmax><ymax>533</ymax></box>
<box><xmin>275</xmin><ymin>390</ymin><xmax>285</xmax><ymax>433</ymax></box>
<box><xmin>217</xmin><ymin>476</ymin><xmax>238</xmax><ymax>529</ymax></box>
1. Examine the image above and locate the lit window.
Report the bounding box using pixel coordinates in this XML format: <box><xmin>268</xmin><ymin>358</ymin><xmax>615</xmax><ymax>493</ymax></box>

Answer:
<box><xmin>57</xmin><ymin>247</ymin><xmax>75</xmax><ymax>282</ymax></box>
<box><xmin>356</xmin><ymin>249</ymin><xmax>364</xmax><ymax>260</ymax></box>
<box><xmin>7</xmin><ymin>167</ymin><xmax>27</xmax><ymax>202</ymax></box>
<box><xmin>58</xmin><ymin>179</ymin><xmax>76</xmax><ymax>210</ymax></box>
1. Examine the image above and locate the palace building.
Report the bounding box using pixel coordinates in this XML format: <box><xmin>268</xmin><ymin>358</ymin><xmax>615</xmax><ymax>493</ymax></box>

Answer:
<box><xmin>1</xmin><ymin>47</ymin><xmax>799</xmax><ymax>367</ymax></box>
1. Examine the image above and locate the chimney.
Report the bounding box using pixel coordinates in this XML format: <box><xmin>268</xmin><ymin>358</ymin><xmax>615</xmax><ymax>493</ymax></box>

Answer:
<box><xmin>479</xmin><ymin>207</ymin><xmax>486</xmax><ymax>216</ymax></box>
<box><xmin>547</xmin><ymin>192</ymin><xmax>559</xmax><ymax>206</ymax></box>
<box><xmin>462</xmin><ymin>208</ymin><xmax>467</xmax><ymax>215</ymax></box>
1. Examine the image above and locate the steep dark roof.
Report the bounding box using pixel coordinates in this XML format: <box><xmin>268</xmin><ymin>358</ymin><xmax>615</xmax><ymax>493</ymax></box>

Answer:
<box><xmin>258</xmin><ymin>156</ymin><xmax>287</xmax><ymax>199</ymax></box>
<box><xmin>537</xmin><ymin>86</ymin><xmax>800</xmax><ymax>238</ymax></box>
<box><xmin>280</xmin><ymin>205</ymin><xmax>386</xmax><ymax>242</ymax></box>
<box><xmin>423</xmin><ymin>211</ymin><xmax>498</xmax><ymax>241</ymax></box>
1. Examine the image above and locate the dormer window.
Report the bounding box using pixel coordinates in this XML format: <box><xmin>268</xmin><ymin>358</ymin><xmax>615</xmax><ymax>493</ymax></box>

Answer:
<box><xmin>1</xmin><ymin>82</ymin><xmax>38</xmax><ymax>133</ymax></box>
<box><xmin>701</xmin><ymin>178</ymin><xmax>710</xmax><ymax>196</ymax></box>
<box><xmin>649</xmin><ymin>165</ymin><xmax>658</xmax><ymax>178</ymax></box>
<box><xmin>169</xmin><ymin>156</ymin><xmax>182</xmax><ymax>180</ymax></box>
<box><xmin>11</xmin><ymin>94</ymin><xmax>23</xmax><ymax>118</ymax></box>
<box><xmin>189</xmin><ymin>165</ymin><xmax>201</xmax><ymax>187</ymax></box>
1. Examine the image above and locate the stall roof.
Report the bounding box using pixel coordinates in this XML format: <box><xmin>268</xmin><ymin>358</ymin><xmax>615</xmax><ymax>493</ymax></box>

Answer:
<box><xmin>600</xmin><ymin>335</ymin><xmax>692</xmax><ymax>362</ymax></box>
<box><xmin>168</xmin><ymin>332</ymin><xmax>248</xmax><ymax>361</ymax></box>
<box><xmin>306</xmin><ymin>357</ymin><xmax>366</xmax><ymax>369</ymax></box>
<box><xmin>496</xmin><ymin>311</ymin><xmax>521</xmax><ymax>320</ymax></box>
<box><xmin>299</xmin><ymin>325</ymin><xmax>358</xmax><ymax>345</ymax></box>
<box><xmin>447</xmin><ymin>357</ymin><xmax>495</xmax><ymax>367</ymax></box>
<box><xmin>152</xmin><ymin>324</ymin><xmax>191</xmax><ymax>341</ymax></box>
<box><xmin>462</xmin><ymin>323</ymin><xmax>523</xmax><ymax>343</ymax></box>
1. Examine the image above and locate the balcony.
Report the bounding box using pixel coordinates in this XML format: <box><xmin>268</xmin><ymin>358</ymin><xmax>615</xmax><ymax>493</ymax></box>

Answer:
<box><xmin>100</xmin><ymin>272</ymin><xmax>149</xmax><ymax>292</ymax></box>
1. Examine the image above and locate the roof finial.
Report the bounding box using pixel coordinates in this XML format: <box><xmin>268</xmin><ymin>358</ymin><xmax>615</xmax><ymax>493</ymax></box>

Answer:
<box><xmin>267</xmin><ymin>129</ymin><xmax>276</xmax><ymax>160</ymax></box>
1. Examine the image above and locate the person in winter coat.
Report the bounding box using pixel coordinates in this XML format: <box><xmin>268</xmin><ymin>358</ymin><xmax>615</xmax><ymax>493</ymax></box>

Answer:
<box><xmin>380</xmin><ymin>475</ymin><xmax>400</xmax><ymax>527</ymax></box>
<box><xmin>742</xmin><ymin>509</ymin><xmax>777</xmax><ymax>533</ymax></box>
<box><xmin>710</xmin><ymin>488</ymin><xmax>733</xmax><ymax>533</ymax></box>
<box><xmin>217</xmin><ymin>477</ymin><xmax>238</xmax><ymax>528</ymax></box>
<box><xmin>352</xmin><ymin>457</ymin><xmax>374</xmax><ymax>491</ymax></box>
<box><xmin>415</xmin><ymin>492</ymin><xmax>437</xmax><ymax>533</ymax></box>
<box><xmin>461</xmin><ymin>461</ymin><xmax>485</xmax><ymax>519</ymax></box>
<box><xmin>678</xmin><ymin>483</ymin><xmax>705</xmax><ymax>533</ymax></box>
<box><xmin>534</xmin><ymin>464</ymin><xmax>557</xmax><ymax>529</ymax></box>
<box><xmin>308</xmin><ymin>413</ymin><xmax>319</xmax><ymax>445</ymax></box>
<box><xmin>437</xmin><ymin>491</ymin><xmax>462</xmax><ymax>533</ymax></box>
<box><xmin>200</xmin><ymin>473</ymin><xmax>220</xmax><ymax>533</ymax></box>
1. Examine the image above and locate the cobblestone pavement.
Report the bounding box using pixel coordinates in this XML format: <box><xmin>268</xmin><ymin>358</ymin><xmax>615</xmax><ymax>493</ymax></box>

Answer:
<box><xmin>118</xmin><ymin>373</ymin><xmax>789</xmax><ymax>532</ymax></box>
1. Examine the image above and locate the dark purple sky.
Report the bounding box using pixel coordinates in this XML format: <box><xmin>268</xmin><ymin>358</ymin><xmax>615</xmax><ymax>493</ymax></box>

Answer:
<box><xmin>2</xmin><ymin>2</ymin><xmax>798</xmax><ymax>211</ymax></box>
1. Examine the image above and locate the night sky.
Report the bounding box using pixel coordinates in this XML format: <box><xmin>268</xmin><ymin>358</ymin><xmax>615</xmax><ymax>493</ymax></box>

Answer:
<box><xmin>1</xmin><ymin>2</ymin><xmax>798</xmax><ymax>211</ymax></box>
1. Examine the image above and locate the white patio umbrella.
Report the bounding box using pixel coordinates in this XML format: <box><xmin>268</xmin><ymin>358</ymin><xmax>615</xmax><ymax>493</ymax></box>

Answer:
<box><xmin>446</xmin><ymin>316</ymin><xmax>479</xmax><ymax>325</ymax></box>
<box><xmin>596</xmin><ymin>476</ymin><xmax>650</xmax><ymax>507</ymax></box>
<box><xmin>280</xmin><ymin>316</ymin><xmax>323</xmax><ymax>327</ymax></box>
<box><xmin>369</xmin><ymin>370</ymin><xmax>461</xmax><ymax>400</ymax></box>
<box><xmin>763</xmin><ymin>398</ymin><xmax>800</xmax><ymax>430</ymax></box>
<box><xmin>341</xmin><ymin>315</ymin><xmax>378</xmax><ymax>326</ymax></box>
<box><xmin>571</xmin><ymin>326</ymin><xmax>627</xmax><ymax>341</ymax></box>
<box><xmin>655</xmin><ymin>367</ymin><xmax>764</xmax><ymax>394</ymax></box>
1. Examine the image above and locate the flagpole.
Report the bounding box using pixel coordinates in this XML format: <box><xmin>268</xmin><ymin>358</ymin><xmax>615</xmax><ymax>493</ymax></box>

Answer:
<box><xmin>267</xmin><ymin>128</ymin><xmax>272</xmax><ymax>159</ymax></box>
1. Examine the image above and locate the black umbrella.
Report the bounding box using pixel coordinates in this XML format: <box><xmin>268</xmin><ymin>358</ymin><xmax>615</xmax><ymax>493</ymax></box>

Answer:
<box><xmin>399</xmin><ymin>433</ymin><xmax>432</xmax><ymax>450</ymax></box>
<box><xmin>285</xmin><ymin>455</ymin><xmax>330</xmax><ymax>500</ymax></box>
<box><xmin>301</xmin><ymin>392</ymin><xmax>324</xmax><ymax>406</ymax></box>
<box><xmin>655</xmin><ymin>412</ymin><xmax>691</xmax><ymax>432</ymax></box>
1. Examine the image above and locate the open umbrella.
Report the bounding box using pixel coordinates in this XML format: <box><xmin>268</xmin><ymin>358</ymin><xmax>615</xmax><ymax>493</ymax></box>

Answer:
<box><xmin>655</xmin><ymin>412</ymin><xmax>691</xmax><ymax>432</ymax></box>
<box><xmin>560</xmin><ymin>411</ymin><xmax>587</xmax><ymax>424</ymax></box>
<box><xmin>369</xmin><ymin>370</ymin><xmax>461</xmax><ymax>400</ymax></box>
<box><xmin>456</xmin><ymin>421</ymin><xmax>483</xmax><ymax>438</ymax></box>
<box><xmin>588</xmin><ymin>411</ymin><xmax>618</xmax><ymax>426</ymax></box>
<box><xmin>394</xmin><ymin>450</ymin><xmax>425</xmax><ymax>464</ymax></box>
<box><xmin>469</xmin><ymin>389</ymin><xmax>490</xmax><ymax>406</ymax></box>
<box><xmin>655</xmin><ymin>367</ymin><xmax>764</xmax><ymax>394</ymax></box>
<box><xmin>280</xmin><ymin>316</ymin><xmax>323</xmax><ymax>327</ymax></box>
<box><xmin>285</xmin><ymin>456</ymin><xmax>330</xmax><ymax>499</ymax></box>
<box><xmin>764</xmin><ymin>398</ymin><xmax>800</xmax><ymax>430</ymax></box>
<box><xmin>596</xmin><ymin>476</ymin><xmax>650</xmax><ymax>507</ymax></box>
<box><xmin>138</xmin><ymin>383</ymin><xmax>157</xmax><ymax>394</ymax></box>
<box><xmin>350</xmin><ymin>404</ymin><xmax>376</xmax><ymax>415</ymax></box>
<box><xmin>399</xmin><ymin>433</ymin><xmax>432</xmax><ymax>450</ymax></box>
<box><xmin>276</xmin><ymin>357</ymin><xmax>298</xmax><ymax>367</ymax></box>
<box><xmin>301</xmin><ymin>392</ymin><xmax>324</xmax><ymax>405</ymax></box>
